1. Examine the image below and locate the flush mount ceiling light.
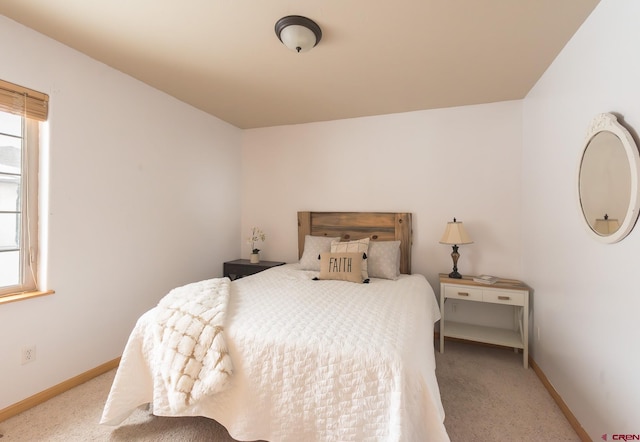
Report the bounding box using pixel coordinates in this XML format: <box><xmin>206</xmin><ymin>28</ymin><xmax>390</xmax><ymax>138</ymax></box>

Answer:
<box><xmin>275</xmin><ymin>15</ymin><xmax>322</xmax><ymax>53</ymax></box>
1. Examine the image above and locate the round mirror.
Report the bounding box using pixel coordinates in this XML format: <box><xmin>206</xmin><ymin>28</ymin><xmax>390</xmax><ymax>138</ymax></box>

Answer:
<box><xmin>578</xmin><ymin>113</ymin><xmax>640</xmax><ymax>243</ymax></box>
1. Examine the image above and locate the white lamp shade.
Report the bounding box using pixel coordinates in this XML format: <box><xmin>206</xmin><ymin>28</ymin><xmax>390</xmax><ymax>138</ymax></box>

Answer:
<box><xmin>439</xmin><ymin>221</ymin><xmax>473</xmax><ymax>245</ymax></box>
<box><xmin>279</xmin><ymin>24</ymin><xmax>318</xmax><ymax>52</ymax></box>
<box><xmin>594</xmin><ymin>217</ymin><xmax>620</xmax><ymax>234</ymax></box>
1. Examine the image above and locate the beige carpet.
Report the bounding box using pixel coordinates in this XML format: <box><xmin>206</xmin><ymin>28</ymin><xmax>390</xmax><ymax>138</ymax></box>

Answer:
<box><xmin>0</xmin><ymin>340</ymin><xmax>579</xmax><ymax>441</ymax></box>
<box><xmin>436</xmin><ymin>341</ymin><xmax>579</xmax><ymax>441</ymax></box>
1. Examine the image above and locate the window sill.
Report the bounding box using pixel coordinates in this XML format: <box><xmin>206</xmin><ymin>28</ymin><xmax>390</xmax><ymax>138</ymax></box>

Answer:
<box><xmin>0</xmin><ymin>289</ymin><xmax>55</xmax><ymax>305</ymax></box>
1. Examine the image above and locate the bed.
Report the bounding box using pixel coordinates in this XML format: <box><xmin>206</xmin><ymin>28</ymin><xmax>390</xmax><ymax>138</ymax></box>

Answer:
<box><xmin>101</xmin><ymin>212</ymin><xmax>449</xmax><ymax>441</ymax></box>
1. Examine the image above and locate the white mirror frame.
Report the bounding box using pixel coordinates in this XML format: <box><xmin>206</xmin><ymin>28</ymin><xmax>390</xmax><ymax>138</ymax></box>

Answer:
<box><xmin>577</xmin><ymin>113</ymin><xmax>640</xmax><ymax>243</ymax></box>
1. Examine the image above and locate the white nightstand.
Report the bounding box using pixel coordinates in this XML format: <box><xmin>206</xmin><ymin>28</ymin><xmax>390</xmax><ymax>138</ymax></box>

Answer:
<box><xmin>439</xmin><ymin>274</ymin><xmax>531</xmax><ymax>368</ymax></box>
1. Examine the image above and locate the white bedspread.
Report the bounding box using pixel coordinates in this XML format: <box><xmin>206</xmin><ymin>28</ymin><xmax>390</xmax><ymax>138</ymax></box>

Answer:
<box><xmin>101</xmin><ymin>264</ymin><xmax>449</xmax><ymax>442</ymax></box>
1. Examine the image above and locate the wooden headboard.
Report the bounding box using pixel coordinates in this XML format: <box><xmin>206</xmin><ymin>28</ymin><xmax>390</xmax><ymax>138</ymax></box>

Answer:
<box><xmin>297</xmin><ymin>211</ymin><xmax>413</xmax><ymax>274</ymax></box>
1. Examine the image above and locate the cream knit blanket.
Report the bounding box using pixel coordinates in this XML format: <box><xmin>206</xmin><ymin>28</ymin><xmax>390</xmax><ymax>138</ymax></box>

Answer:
<box><xmin>153</xmin><ymin>277</ymin><xmax>233</xmax><ymax>412</ymax></box>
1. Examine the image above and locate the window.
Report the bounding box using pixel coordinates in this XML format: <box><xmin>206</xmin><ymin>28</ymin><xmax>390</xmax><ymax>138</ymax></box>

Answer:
<box><xmin>0</xmin><ymin>80</ymin><xmax>48</xmax><ymax>298</ymax></box>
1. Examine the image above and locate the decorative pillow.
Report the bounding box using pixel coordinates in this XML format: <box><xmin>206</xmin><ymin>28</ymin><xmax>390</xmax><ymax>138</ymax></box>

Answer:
<box><xmin>299</xmin><ymin>235</ymin><xmax>341</xmax><ymax>271</ymax></box>
<box><xmin>367</xmin><ymin>240</ymin><xmax>401</xmax><ymax>280</ymax></box>
<box><xmin>331</xmin><ymin>237</ymin><xmax>370</xmax><ymax>281</ymax></box>
<box><xmin>318</xmin><ymin>252</ymin><xmax>364</xmax><ymax>283</ymax></box>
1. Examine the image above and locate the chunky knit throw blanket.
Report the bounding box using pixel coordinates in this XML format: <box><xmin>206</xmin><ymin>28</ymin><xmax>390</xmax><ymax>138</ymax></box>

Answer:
<box><xmin>153</xmin><ymin>277</ymin><xmax>233</xmax><ymax>412</ymax></box>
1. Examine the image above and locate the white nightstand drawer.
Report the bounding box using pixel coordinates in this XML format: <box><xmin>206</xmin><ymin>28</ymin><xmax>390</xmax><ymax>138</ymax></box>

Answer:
<box><xmin>483</xmin><ymin>289</ymin><xmax>525</xmax><ymax>306</ymax></box>
<box><xmin>443</xmin><ymin>285</ymin><xmax>483</xmax><ymax>301</ymax></box>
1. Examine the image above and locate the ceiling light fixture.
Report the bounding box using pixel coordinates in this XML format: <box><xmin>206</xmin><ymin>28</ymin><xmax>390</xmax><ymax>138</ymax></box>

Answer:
<box><xmin>275</xmin><ymin>15</ymin><xmax>322</xmax><ymax>53</ymax></box>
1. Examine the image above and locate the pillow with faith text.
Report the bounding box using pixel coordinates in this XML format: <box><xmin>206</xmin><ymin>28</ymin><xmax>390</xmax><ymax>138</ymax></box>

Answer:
<box><xmin>331</xmin><ymin>237</ymin><xmax>370</xmax><ymax>281</ymax></box>
<box><xmin>318</xmin><ymin>252</ymin><xmax>365</xmax><ymax>283</ymax></box>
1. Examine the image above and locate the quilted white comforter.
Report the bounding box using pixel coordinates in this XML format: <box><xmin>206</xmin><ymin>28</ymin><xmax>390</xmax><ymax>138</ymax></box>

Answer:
<box><xmin>101</xmin><ymin>264</ymin><xmax>449</xmax><ymax>441</ymax></box>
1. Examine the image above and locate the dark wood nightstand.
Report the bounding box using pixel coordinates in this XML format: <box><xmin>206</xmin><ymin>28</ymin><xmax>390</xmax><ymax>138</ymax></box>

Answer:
<box><xmin>223</xmin><ymin>259</ymin><xmax>285</xmax><ymax>281</ymax></box>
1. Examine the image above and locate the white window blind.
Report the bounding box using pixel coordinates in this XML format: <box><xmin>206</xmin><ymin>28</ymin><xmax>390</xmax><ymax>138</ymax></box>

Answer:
<box><xmin>0</xmin><ymin>79</ymin><xmax>47</xmax><ymax>297</ymax></box>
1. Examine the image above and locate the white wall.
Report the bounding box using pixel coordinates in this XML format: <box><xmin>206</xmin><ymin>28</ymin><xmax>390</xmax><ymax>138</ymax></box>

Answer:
<box><xmin>522</xmin><ymin>0</ymin><xmax>640</xmax><ymax>437</ymax></box>
<box><xmin>0</xmin><ymin>16</ymin><xmax>242</xmax><ymax>409</ymax></box>
<box><xmin>241</xmin><ymin>101</ymin><xmax>524</xmax><ymax>327</ymax></box>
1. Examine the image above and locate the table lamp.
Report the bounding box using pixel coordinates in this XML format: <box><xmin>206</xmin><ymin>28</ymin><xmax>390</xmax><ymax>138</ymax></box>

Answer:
<box><xmin>439</xmin><ymin>218</ymin><xmax>473</xmax><ymax>279</ymax></box>
<box><xmin>594</xmin><ymin>213</ymin><xmax>620</xmax><ymax>235</ymax></box>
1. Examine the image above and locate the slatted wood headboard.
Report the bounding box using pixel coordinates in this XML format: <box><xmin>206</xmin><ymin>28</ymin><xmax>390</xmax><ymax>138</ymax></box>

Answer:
<box><xmin>297</xmin><ymin>211</ymin><xmax>413</xmax><ymax>274</ymax></box>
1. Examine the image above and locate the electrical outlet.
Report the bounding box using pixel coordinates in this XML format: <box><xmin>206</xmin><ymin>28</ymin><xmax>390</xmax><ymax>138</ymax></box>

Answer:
<box><xmin>537</xmin><ymin>327</ymin><xmax>541</xmax><ymax>341</ymax></box>
<box><xmin>21</xmin><ymin>345</ymin><xmax>36</xmax><ymax>365</ymax></box>
<box><xmin>452</xmin><ymin>302</ymin><xmax>458</xmax><ymax>313</ymax></box>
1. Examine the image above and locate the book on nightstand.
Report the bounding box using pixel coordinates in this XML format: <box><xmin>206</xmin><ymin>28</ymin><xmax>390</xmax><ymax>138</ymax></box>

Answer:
<box><xmin>473</xmin><ymin>274</ymin><xmax>498</xmax><ymax>284</ymax></box>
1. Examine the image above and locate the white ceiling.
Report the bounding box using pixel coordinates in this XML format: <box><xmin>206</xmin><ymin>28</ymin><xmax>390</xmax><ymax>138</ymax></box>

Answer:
<box><xmin>0</xmin><ymin>1</ymin><xmax>600</xmax><ymax>129</ymax></box>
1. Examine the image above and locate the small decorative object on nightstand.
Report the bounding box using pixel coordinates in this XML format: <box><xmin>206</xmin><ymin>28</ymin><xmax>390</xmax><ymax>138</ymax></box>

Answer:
<box><xmin>439</xmin><ymin>273</ymin><xmax>532</xmax><ymax>368</ymax></box>
<box><xmin>439</xmin><ymin>218</ymin><xmax>473</xmax><ymax>279</ymax></box>
<box><xmin>247</xmin><ymin>227</ymin><xmax>266</xmax><ymax>263</ymax></box>
<box><xmin>223</xmin><ymin>259</ymin><xmax>285</xmax><ymax>281</ymax></box>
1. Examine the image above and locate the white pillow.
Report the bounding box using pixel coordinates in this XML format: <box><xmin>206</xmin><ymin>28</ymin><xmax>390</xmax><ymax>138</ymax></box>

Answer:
<box><xmin>331</xmin><ymin>237</ymin><xmax>370</xmax><ymax>281</ymax></box>
<box><xmin>367</xmin><ymin>240</ymin><xmax>401</xmax><ymax>280</ymax></box>
<box><xmin>299</xmin><ymin>235</ymin><xmax>341</xmax><ymax>271</ymax></box>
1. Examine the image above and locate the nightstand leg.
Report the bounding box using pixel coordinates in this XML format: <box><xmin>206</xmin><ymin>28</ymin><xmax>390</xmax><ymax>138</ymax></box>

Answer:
<box><xmin>523</xmin><ymin>305</ymin><xmax>529</xmax><ymax>369</ymax></box>
<box><xmin>439</xmin><ymin>292</ymin><xmax>445</xmax><ymax>353</ymax></box>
